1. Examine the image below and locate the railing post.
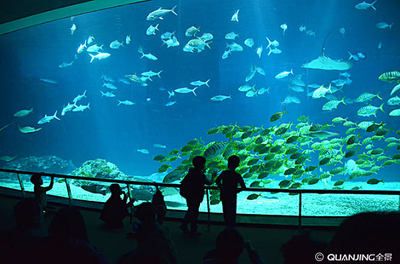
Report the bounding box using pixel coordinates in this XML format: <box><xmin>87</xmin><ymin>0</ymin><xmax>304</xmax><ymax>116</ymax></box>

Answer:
<box><xmin>298</xmin><ymin>192</ymin><xmax>302</xmax><ymax>228</ymax></box>
<box><xmin>206</xmin><ymin>188</ymin><xmax>211</xmax><ymax>231</ymax></box>
<box><xmin>127</xmin><ymin>183</ymin><xmax>133</xmax><ymax>224</ymax></box>
<box><xmin>65</xmin><ymin>178</ymin><xmax>72</xmax><ymax>206</ymax></box>
<box><xmin>16</xmin><ymin>173</ymin><xmax>25</xmax><ymax>198</ymax></box>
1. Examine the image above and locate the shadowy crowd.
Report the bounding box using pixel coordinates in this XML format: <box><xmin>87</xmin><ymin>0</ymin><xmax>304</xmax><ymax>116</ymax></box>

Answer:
<box><xmin>0</xmin><ymin>155</ymin><xmax>399</xmax><ymax>263</ymax></box>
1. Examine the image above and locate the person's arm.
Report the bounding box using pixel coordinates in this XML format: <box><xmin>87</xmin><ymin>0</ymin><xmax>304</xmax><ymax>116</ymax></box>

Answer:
<box><xmin>43</xmin><ymin>176</ymin><xmax>54</xmax><ymax>192</ymax></box>
<box><xmin>237</xmin><ymin>174</ymin><xmax>246</xmax><ymax>193</ymax></box>
<box><xmin>215</xmin><ymin>173</ymin><xmax>222</xmax><ymax>188</ymax></box>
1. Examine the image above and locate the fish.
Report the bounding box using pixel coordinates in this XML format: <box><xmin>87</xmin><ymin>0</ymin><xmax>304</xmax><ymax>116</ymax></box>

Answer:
<box><xmin>322</xmin><ymin>98</ymin><xmax>346</xmax><ymax>111</ymax></box>
<box><xmin>168</xmin><ymin>91</ymin><xmax>175</xmax><ymax>98</ymax></box>
<box><xmin>387</xmin><ymin>96</ymin><xmax>400</xmax><ymax>106</ymax></box>
<box><xmin>256</xmin><ymin>67</ymin><xmax>266</xmax><ymax>76</ymax></box>
<box><xmin>18</xmin><ymin>126</ymin><xmax>42</xmax><ymax>134</ymax></box>
<box><xmin>199</xmin><ymin>33</ymin><xmax>214</xmax><ymax>41</ymax></box>
<box><xmin>142</xmin><ymin>70</ymin><xmax>162</xmax><ymax>78</ymax></box>
<box><xmin>245</xmin><ymin>67</ymin><xmax>257</xmax><ymax>82</ymax></box>
<box><xmin>270</xmin><ymin>111</ymin><xmax>285</xmax><ymax>122</ymax></box>
<box><xmin>89</xmin><ymin>52</ymin><xmax>111</xmax><ymax>63</ymax></box>
<box><xmin>244</xmin><ymin>38</ymin><xmax>254</xmax><ymax>48</ymax></box>
<box><xmin>165</xmin><ymin>101</ymin><xmax>176</xmax><ymax>107</ymax></box>
<box><xmin>266</xmin><ymin>37</ymin><xmax>279</xmax><ymax>48</ymax></box>
<box><xmin>280</xmin><ymin>23</ymin><xmax>288</xmax><ymax>35</ymax></box>
<box><xmin>87</xmin><ymin>35</ymin><xmax>95</xmax><ymax>45</ymax></box>
<box><xmin>146</xmin><ymin>6</ymin><xmax>177</xmax><ymax>20</ymax></box>
<box><xmin>357</xmin><ymin>52</ymin><xmax>366</xmax><ymax>59</ymax></box>
<box><xmin>61</xmin><ymin>103</ymin><xmax>75</xmax><ymax>116</ymax></box>
<box><xmin>222</xmin><ymin>50</ymin><xmax>231</xmax><ymax>59</ymax></box>
<box><xmin>118</xmin><ymin>100</ymin><xmax>135</xmax><ymax>106</ymax></box>
<box><xmin>256</xmin><ymin>46</ymin><xmax>263</xmax><ymax>58</ymax></box>
<box><xmin>355</xmin><ymin>1</ymin><xmax>377</xmax><ymax>10</ymax></box>
<box><xmin>40</xmin><ymin>78</ymin><xmax>57</xmax><ymax>84</ymax></box>
<box><xmin>391</xmin><ymin>84</ymin><xmax>400</xmax><ymax>96</ymax></box>
<box><xmin>190</xmin><ymin>79</ymin><xmax>210</xmax><ymax>87</ymax></box>
<box><xmin>376</xmin><ymin>22</ymin><xmax>393</xmax><ymax>29</ymax></box>
<box><xmin>81</xmin><ymin>184</ymin><xmax>107</xmax><ymax>195</ymax></box>
<box><xmin>210</xmin><ymin>95</ymin><xmax>231</xmax><ymax>102</ymax></box>
<box><xmin>282</xmin><ymin>96</ymin><xmax>300</xmax><ymax>105</ymax></box>
<box><xmin>231</xmin><ymin>9</ymin><xmax>240</xmax><ymax>22</ymax></box>
<box><xmin>14</xmin><ymin>108</ymin><xmax>33</xmax><ymax>117</ymax></box>
<box><xmin>100</xmin><ymin>91</ymin><xmax>115</xmax><ymax>97</ymax></box>
<box><xmin>103</xmin><ymin>82</ymin><xmax>118</xmax><ymax>90</ymax></box>
<box><xmin>238</xmin><ymin>85</ymin><xmax>254</xmax><ymax>92</ymax></box>
<box><xmin>339</xmin><ymin>27</ymin><xmax>346</xmax><ymax>35</ymax></box>
<box><xmin>109</xmin><ymin>40</ymin><xmax>124</xmax><ymax>49</ymax></box>
<box><xmin>355</xmin><ymin>92</ymin><xmax>382</xmax><ymax>103</ymax></box>
<box><xmin>305</xmin><ymin>30</ymin><xmax>316</xmax><ymax>36</ymax></box>
<box><xmin>161</xmin><ymin>31</ymin><xmax>175</xmax><ymax>40</ymax></box>
<box><xmin>70</xmin><ymin>24</ymin><xmax>77</xmax><ymax>35</ymax></box>
<box><xmin>146</xmin><ymin>24</ymin><xmax>159</xmax><ymax>35</ymax></box>
<box><xmin>257</xmin><ymin>87</ymin><xmax>270</xmax><ymax>95</ymax></box>
<box><xmin>125</xmin><ymin>35</ymin><xmax>131</xmax><ymax>45</ymax></box>
<box><xmin>389</xmin><ymin>109</ymin><xmax>400</xmax><ymax>117</ymax></box>
<box><xmin>162</xmin><ymin>36</ymin><xmax>180</xmax><ymax>48</ymax></box>
<box><xmin>38</xmin><ymin>111</ymin><xmax>60</xmax><ymax>125</ymax></box>
<box><xmin>73</xmin><ymin>90</ymin><xmax>87</xmax><ymax>104</ymax></box>
<box><xmin>77</xmin><ymin>41</ymin><xmax>87</xmax><ymax>54</ymax></box>
<box><xmin>58</xmin><ymin>61</ymin><xmax>74</xmax><ymax>68</ymax></box>
<box><xmin>0</xmin><ymin>155</ymin><xmax>17</xmax><ymax>162</ymax></box>
<box><xmin>268</xmin><ymin>47</ymin><xmax>282</xmax><ymax>56</ymax></box>
<box><xmin>227</xmin><ymin>42</ymin><xmax>243</xmax><ymax>52</ymax></box>
<box><xmin>0</xmin><ymin>123</ymin><xmax>12</xmax><ymax>133</ymax></box>
<box><xmin>379</xmin><ymin>71</ymin><xmax>400</xmax><ymax>83</ymax></box>
<box><xmin>137</xmin><ymin>149</ymin><xmax>150</xmax><ymax>154</ymax></box>
<box><xmin>299</xmin><ymin>25</ymin><xmax>306</xmax><ymax>32</ymax></box>
<box><xmin>72</xmin><ymin>103</ymin><xmax>90</xmax><ymax>112</ymax></box>
<box><xmin>246</xmin><ymin>90</ymin><xmax>257</xmax><ymax>97</ymax></box>
<box><xmin>86</xmin><ymin>44</ymin><xmax>103</xmax><ymax>53</ymax></box>
<box><xmin>275</xmin><ymin>69</ymin><xmax>293</xmax><ymax>79</ymax></box>
<box><xmin>312</xmin><ymin>84</ymin><xmax>332</xmax><ymax>99</ymax></box>
<box><xmin>357</xmin><ymin>104</ymin><xmax>384</xmax><ymax>117</ymax></box>
<box><xmin>153</xmin><ymin>144</ymin><xmax>167</xmax><ymax>149</ymax></box>
<box><xmin>185</xmin><ymin>26</ymin><xmax>200</xmax><ymax>37</ymax></box>
<box><xmin>138</xmin><ymin>47</ymin><xmax>158</xmax><ymax>60</ymax></box>
<box><xmin>225</xmin><ymin>32</ymin><xmax>239</xmax><ymax>40</ymax></box>
<box><xmin>174</xmin><ymin>87</ymin><xmax>198</xmax><ymax>96</ymax></box>
<box><xmin>348</xmin><ymin>52</ymin><xmax>359</xmax><ymax>61</ymax></box>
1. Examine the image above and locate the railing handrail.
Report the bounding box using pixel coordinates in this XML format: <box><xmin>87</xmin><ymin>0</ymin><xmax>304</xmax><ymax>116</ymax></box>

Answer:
<box><xmin>1</xmin><ymin>168</ymin><xmax>399</xmax><ymax>195</ymax></box>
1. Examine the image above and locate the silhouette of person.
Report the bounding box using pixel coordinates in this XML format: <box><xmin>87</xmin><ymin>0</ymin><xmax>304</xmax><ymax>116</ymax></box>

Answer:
<box><xmin>203</xmin><ymin>228</ymin><xmax>264</xmax><ymax>264</ymax></box>
<box><xmin>216</xmin><ymin>155</ymin><xmax>246</xmax><ymax>228</ymax></box>
<box><xmin>152</xmin><ymin>186</ymin><xmax>167</xmax><ymax>225</ymax></box>
<box><xmin>180</xmin><ymin>156</ymin><xmax>212</xmax><ymax>235</ymax></box>
<box><xmin>30</xmin><ymin>173</ymin><xmax>54</xmax><ymax>215</ymax></box>
<box><xmin>100</xmin><ymin>183</ymin><xmax>134</xmax><ymax>229</ymax></box>
<box><xmin>118</xmin><ymin>202</ymin><xmax>177</xmax><ymax>264</ymax></box>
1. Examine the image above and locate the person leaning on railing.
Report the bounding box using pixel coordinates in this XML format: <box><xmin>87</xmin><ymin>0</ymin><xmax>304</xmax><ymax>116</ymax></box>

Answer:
<box><xmin>30</xmin><ymin>173</ymin><xmax>54</xmax><ymax>215</ymax></box>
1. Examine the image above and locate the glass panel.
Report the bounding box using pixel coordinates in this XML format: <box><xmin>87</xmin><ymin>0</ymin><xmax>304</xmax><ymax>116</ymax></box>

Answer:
<box><xmin>1</xmin><ymin>0</ymin><xmax>399</xmax><ymax>218</ymax></box>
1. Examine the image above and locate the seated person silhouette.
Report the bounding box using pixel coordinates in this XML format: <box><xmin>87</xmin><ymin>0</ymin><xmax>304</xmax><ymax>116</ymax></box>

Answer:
<box><xmin>30</xmin><ymin>173</ymin><xmax>54</xmax><ymax>215</ymax></box>
<box><xmin>100</xmin><ymin>183</ymin><xmax>134</xmax><ymax>229</ymax></box>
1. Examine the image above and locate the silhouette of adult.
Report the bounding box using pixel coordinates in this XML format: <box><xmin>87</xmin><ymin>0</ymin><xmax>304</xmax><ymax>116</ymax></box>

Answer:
<box><xmin>216</xmin><ymin>155</ymin><xmax>246</xmax><ymax>227</ymax></box>
<box><xmin>30</xmin><ymin>173</ymin><xmax>54</xmax><ymax>214</ymax></box>
<box><xmin>180</xmin><ymin>156</ymin><xmax>212</xmax><ymax>235</ymax></box>
<box><xmin>2</xmin><ymin>199</ymin><xmax>44</xmax><ymax>263</ymax></box>
<box><xmin>100</xmin><ymin>183</ymin><xmax>134</xmax><ymax>229</ymax></box>
<box><xmin>118</xmin><ymin>202</ymin><xmax>177</xmax><ymax>264</ymax></box>
<box><xmin>45</xmin><ymin>207</ymin><xmax>108</xmax><ymax>264</ymax></box>
<box><xmin>203</xmin><ymin>228</ymin><xmax>264</xmax><ymax>264</ymax></box>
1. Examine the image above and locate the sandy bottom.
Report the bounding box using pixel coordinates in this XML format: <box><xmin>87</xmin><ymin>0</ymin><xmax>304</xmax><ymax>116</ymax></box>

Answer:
<box><xmin>1</xmin><ymin>177</ymin><xmax>399</xmax><ymax>217</ymax></box>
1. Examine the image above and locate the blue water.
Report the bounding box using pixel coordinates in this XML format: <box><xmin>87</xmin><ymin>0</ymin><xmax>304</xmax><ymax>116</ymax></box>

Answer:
<box><xmin>0</xmin><ymin>0</ymin><xmax>399</xmax><ymax>180</ymax></box>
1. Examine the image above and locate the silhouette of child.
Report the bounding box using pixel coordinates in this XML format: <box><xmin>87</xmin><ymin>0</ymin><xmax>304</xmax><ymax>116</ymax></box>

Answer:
<box><xmin>152</xmin><ymin>186</ymin><xmax>167</xmax><ymax>225</ymax></box>
<box><xmin>180</xmin><ymin>156</ymin><xmax>212</xmax><ymax>235</ymax></box>
<box><xmin>30</xmin><ymin>173</ymin><xmax>54</xmax><ymax>214</ymax></box>
<box><xmin>216</xmin><ymin>155</ymin><xmax>246</xmax><ymax>228</ymax></box>
<box><xmin>100</xmin><ymin>183</ymin><xmax>134</xmax><ymax>229</ymax></box>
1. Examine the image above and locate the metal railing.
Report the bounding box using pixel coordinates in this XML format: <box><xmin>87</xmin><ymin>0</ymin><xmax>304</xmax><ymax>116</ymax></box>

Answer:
<box><xmin>1</xmin><ymin>168</ymin><xmax>400</xmax><ymax>227</ymax></box>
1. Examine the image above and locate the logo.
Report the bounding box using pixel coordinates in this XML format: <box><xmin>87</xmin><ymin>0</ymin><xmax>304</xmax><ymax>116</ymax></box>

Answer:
<box><xmin>315</xmin><ymin>252</ymin><xmax>324</xmax><ymax>262</ymax></box>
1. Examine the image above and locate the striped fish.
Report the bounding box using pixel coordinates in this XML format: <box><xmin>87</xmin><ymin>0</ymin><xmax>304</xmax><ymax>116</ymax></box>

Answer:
<box><xmin>204</xmin><ymin>142</ymin><xmax>228</xmax><ymax>158</ymax></box>
<box><xmin>378</xmin><ymin>71</ymin><xmax>400</xmax><ymax>83</ymax></box>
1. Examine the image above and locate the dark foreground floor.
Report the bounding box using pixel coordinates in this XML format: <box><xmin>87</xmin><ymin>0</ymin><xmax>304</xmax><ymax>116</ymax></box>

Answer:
<box><xmin>0</xmin><ymin>195</ymin><xmax>335</xmax><ymax>263</ymax></box>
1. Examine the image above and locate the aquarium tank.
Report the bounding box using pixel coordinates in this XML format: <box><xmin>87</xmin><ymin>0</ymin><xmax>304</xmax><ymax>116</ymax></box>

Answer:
<box><xmin>0</xmin><ymin>0</ymin><xmax>399</xmax><ymax>217</ymax></box>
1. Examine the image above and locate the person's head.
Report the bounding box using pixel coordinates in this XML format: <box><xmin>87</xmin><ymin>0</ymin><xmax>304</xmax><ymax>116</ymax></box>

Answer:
<box><xmin>30</xmin><ymin>174</ymin><xmax>43</xmax><ymax>186</ymax></box>
<box><xmin>281</xmin><ymin>232</ymin><xmax>325</xmax><ymax>264</ymax></box>
<box><xmin>49</xmin><ymin>207</ymin><xmax>88</xmax><ymax>242</ymax></box>
<box><xmin>216</xmin><ymin>228</ymin><xmax>245</xmax><ymax>261</ymax></box>
<box><xmin>14</xmin><ymin>198</ymin><xmax>41</xmax><ymax>229</ymax></box>
<box><xmin>110</xmin><ymin>183</ymin><xmax>122</xmax><ymax>196</ymax></box>
<box><xmin>135</xmin><ymin>202</ymin><xmax>156</xmax><ymax>225</ymax></box>
<box><xmin>192</xmin><ymin>156</ymin><xmax>206</xmax><ymax>170</ymax></box>
<box><xmin>228</xmin><ymin>155</ymin><xmax>240</xmax><ymax>170</ymax></box>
